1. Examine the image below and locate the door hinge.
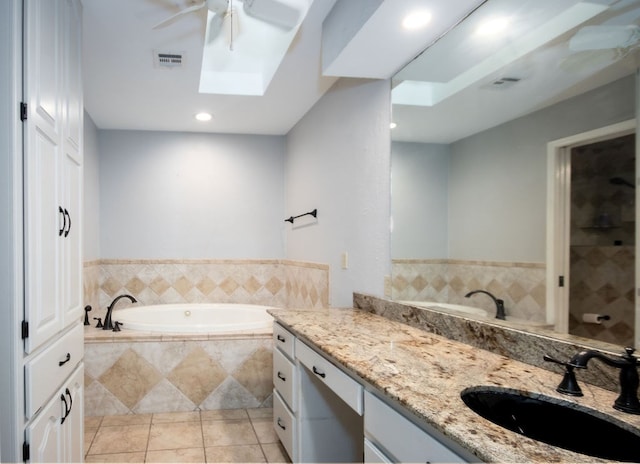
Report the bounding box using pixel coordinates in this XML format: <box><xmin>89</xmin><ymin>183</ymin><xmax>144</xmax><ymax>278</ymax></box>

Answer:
<box><xmin>558</xmin><ymin>276</ymin><xmax>565</xmax><ymax>287</ymax></box>
<box><xmin>20</xmin><ymin>102</ymin><xmax>27</xmax><ymax>121</ymax></box>
<box><xmin>21</xmin><ymin>320</ymin><xmax>29</xmax><ymax>339</ymax></box>
<box><xmin>22</xmin><ymin>441</ymin><xmax>29</xmax><ymax>462</ymax></box>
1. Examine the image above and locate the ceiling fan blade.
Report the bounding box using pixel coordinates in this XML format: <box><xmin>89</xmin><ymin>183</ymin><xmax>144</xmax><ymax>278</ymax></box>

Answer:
<box><xmin>152</xmin><ymin>2</ymin><xmax>207</xmax><ymax>29</ymax></box>
<box><xmin>242</xmin><ymin>0</ymin><xmax>302</xmax><ymax>30</ymax></box>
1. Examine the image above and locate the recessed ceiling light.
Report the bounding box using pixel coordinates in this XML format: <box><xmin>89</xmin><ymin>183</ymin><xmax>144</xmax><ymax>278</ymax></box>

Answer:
<box><xmin>476</xmin><ymin>17</ymin><xmax>510</xmax><ymax>37</ymax></box>
<box><xmin>402</xmin><ymin>10</ymin><xmax>431</xmax><ymax>30</ymax></box>
<box><xmin>195</xmin><ymin>112</ymin><xmax>212</xmax><ymax>122</ymax></box>
<box><xmin>390</xmin><ymin>122</ymin><xmax>397</xmax><ymax>129</ymax></box>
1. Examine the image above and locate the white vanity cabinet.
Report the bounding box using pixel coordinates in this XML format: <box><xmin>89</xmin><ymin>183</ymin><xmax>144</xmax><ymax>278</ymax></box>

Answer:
<box><xmin>272</xmin><ymin>322</ymin><xmax>476</xmax><ymax>463</ymax></box>
<box><xmin>272</xmin><ymin>324</ymin><xmax>297</xmax><ymax>459</ymax></box>
<box><xmin>364</xmin><ymin>391</ymin><xmax>473</xmax><ymax>463</ymax></box>
<box><xmin>273</xmin><ymin>323</ymin><xmax>364</xmax><ymax>462</ymax></box>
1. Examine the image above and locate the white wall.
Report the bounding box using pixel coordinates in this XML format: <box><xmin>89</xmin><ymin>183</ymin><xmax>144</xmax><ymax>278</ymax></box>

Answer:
<box><xmin>98</xmin><ymin>130</ymin><xmax>286</xmax><ymax>259</ymax></box>
<box><xmin>448</xmin><ymin>75</ymin><xmax>635</xmax><ymax>262</ymax></box>
<box><xmin>391</xmin><ymin>142</ymin><xmax>449</xmax><ymax>259</ymax></box>
<box><xmin>83</xmin><ymin>112</ymin><xmax>100</xmax><ymax>261</ymax></box>
<box><xmin>286</xmin><ymin>78</ymin><xmax>391</xmax><ymax>306</ymax></box>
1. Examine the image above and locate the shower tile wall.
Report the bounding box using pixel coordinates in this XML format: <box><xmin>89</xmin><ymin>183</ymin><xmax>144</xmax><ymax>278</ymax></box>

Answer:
<box><xmin>391</xmin><ymin>259</ymin><xmax>547</xmax><ymax>322</ymax></box>
<box><xmin>83</xmin><ymin>259</ymin><xmax>329</xmax><ymax>312</ymax></box>
<box><xmin>569</xmin><ymin>134</ymin><xmax>635</xmax><ymax>346</ymax></box>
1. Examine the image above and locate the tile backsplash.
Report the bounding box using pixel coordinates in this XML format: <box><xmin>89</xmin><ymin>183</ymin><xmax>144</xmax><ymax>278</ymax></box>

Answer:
<box><xmin>84</xmin><ymin>259</ymin><xmax>329</xmax><ymax>312</ymax></box>
<box><xmin>391</xmin><ymin>259</ymin><xmax>546</xmax><ymax>322</ymax></box>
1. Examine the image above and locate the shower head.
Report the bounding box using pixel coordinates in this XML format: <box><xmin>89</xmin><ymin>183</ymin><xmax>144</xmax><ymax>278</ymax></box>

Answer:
<box><xmin>609</xmin><ymin>177</ymin><xmax>635</xmax><ymax>189</ymax></box>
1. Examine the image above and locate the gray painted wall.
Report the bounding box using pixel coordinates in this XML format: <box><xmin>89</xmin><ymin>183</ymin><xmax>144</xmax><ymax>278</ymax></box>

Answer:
<box><xmin>391</xmin><ymin>142</ymin><xmax>449</xmax><ymax>259</ymax></box>
<box><xmin>392</xmin><ymin>75</ymin><xmax>635</xmax><ymax>263</ymax></box>
<box><xmin>83</xmin><ymin>112</ymin><xmax>100</xmax><ymax>261</ymax></box>
<box><xmin>98</xmin><ymin>130</ymin><xmax>286</xmax><ymax>259</ymax></box>
<box><xmin>286</xmin><ymin>78</ymin><xmax>391</xmax><ymax>306</ymax></box>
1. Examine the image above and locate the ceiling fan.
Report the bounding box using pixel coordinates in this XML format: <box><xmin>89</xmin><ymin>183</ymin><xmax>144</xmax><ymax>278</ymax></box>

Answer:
<box><xmin>153</xmin><ymin>0</ymin><xmax>303</xmax><ymax>38</ymax></box>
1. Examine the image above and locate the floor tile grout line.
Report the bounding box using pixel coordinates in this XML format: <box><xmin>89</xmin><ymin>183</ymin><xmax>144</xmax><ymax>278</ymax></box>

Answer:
<box><xmin>247</xmin><ymin>408</ymin><xmax>269</xmax><ymax>462</ymax></box>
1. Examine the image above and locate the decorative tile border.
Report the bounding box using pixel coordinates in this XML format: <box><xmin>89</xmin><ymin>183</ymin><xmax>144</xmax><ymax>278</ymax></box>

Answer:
<box><xmin>83</xmin><ymin>259</ymin><xmax>329</xmax><ymax>314</ymax></box>
<box><xmin>391</xmin><ymin>259</ymin><xmax>546</xmax><ymax>322</ymax></box>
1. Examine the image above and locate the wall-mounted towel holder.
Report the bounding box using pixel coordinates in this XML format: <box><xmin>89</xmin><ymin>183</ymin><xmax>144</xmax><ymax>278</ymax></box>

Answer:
<box><xmin>285</xmin><ymin>208</ymin><xmax>317</xmax><ymax>224</ymax></box>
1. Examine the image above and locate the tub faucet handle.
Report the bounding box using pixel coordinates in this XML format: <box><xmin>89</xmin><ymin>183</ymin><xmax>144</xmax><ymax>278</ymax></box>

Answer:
<box><xmin>84</xmin><ymin>305</ymin><xmax>92</xmax><ymax>325</ymax></box>
<box><xmin>113</xmin><ymin>321</ymin><xmax>123</xmax><ymax>332</ymax></box>
<box><xmin>93</xmin><ymin>317</ymin><xmax>103</xmax><ymax>328</ymax></box>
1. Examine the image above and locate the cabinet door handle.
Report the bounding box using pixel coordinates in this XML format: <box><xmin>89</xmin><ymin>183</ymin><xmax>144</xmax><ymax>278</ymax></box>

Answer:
<box><xmin>65</xmin><ymin>387</ymin><xmax>73</xmax><ymax>415</ymax></box>
<box><xmin>277</xmin><ymin>371</ymin><xmax>286</xmax><ymax>382</ymax></box>
<box><xmin>64</xmin><ymin>208</ymin><xmax>71</xmax><ymax>237</ymax></box>
<box><xmin>59</xmin><ymin>352</ymin><xmax>71</xmax><ymax>366</ymax></box>
<box><xmin>277</xmin><ymin>334</ymin><xmax>286</xmax><ymax>343</ymax></box>
<box><xmin>60</xmin><ymin>393</ymin><xmax>69</xmax><ymax>424</ymax></box>
<box><xmin>312</xmin><ymin>366</ymin><xmax>326</xmax><ymax>378</ymax></box>
<box><xmin>58</xmin><ymin>206</ymin><xmax>66</xmax><ymax>236</ymax></box>
<box><xmin>276</xmin><ymin>417</ymin><xmax>286</xmax><ymax>430</ymax></box>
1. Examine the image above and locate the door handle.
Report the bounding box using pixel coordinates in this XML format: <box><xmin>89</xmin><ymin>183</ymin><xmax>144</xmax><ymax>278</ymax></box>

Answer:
<box><xmin>58</xmin><ymin>206</ymin><xmax>66</xmax><ymax>236</ymax></box>
<box><xmin>63</xmin><ymin>208</ymin><xmax>71</xmax><ymax>237</ymax></box>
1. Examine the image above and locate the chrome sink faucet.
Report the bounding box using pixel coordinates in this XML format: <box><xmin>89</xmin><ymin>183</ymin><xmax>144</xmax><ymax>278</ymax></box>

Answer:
<box><xmin>103</xmin><ymin>294</ymin><xmax>137</xmax><ymax>330</ymax></box>
<box><xmin>568</xmin><ymin>347</ymin><xmax>640</xmax><ymax>415</ymax></box>
<box><xmin>464</xmin><ymin>289</ymin><xmax>506</xmax><ymax>320</ymax></box>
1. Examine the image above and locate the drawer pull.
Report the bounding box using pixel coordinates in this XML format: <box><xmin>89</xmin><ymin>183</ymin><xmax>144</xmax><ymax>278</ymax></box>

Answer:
<box><xmin>312</xmin><ymin>366</ymin><xmax>326</xmax><ymax>378</ymax></box>
<box><xmin>277</xmin><ymin>371</ymin><xmax>286</xmax><ymax>381</ymax></box>
<box><xmin>58</xmin><ymin>353</ymin><xmax>71</xmax><ymax>366</ymax></box>
<box><xmin>277</xmin><ymin>334</ymin><xmax>286</xmax><ymax>343</ymax></box>
<box><xmin>276</xmin><ymin>417</ymin><xmax>286</xmax><ymax>430</ymax></box>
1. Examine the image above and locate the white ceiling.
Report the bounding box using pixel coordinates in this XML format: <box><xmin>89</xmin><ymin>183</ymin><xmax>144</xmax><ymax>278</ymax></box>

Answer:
<box><xmin>81</xmin><ymin>0</ymin><xmax>485</xmax><ymax>135</ymax></box>
<box><xmin>391</xmin><ymin>0</ymin><xmax>640</xmax><ymax>144</ymax></box>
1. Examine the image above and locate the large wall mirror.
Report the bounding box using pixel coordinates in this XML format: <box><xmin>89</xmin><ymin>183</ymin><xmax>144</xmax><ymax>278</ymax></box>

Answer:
<box><xmin>390</xmin><ymin>0</ymin><xmax>640</xmax><ymax>349</ymax></box>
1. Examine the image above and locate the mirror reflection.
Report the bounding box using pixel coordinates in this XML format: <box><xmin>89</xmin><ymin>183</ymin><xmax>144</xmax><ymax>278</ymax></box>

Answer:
<box><xmin>390</xmin><ymin>0</ymin><xmax>640</xmax><ymax>348</ymax></box>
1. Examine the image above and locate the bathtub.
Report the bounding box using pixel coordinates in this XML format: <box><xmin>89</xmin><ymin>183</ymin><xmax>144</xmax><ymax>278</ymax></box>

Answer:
<box><xmin>114</xmin><ymin>303</ymin><xmax>275</xmax><ymax>333</ymax></box>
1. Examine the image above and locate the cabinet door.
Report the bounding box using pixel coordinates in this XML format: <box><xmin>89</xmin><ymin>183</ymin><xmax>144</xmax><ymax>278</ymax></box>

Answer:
<box><xmin>62</xmin><ymin>364</ymin><xmax>84</xmax><ymax>463</ymax></box>
<box><xmin>60</xmin><ymin>0</ymin><xmax>83</xmax><ymax>326</ymax></box>
<box><xmin>23</xmin><ymin>0</ymin><xmax>64</xmax><ymax>353</ymax></box>
<box><xmin>61</xmin><ymin>149</ymin><xmax>83</xmax><ymax>325</ymax></box>
<box><xmin>25</xmin><ymin>390</ymin><xmax>65</xmax><ymax>463</ymax></box>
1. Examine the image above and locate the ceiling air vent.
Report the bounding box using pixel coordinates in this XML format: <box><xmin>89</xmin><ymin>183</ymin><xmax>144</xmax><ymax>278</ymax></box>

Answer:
<box><xmin>486</xmin><ymin>77</ymin><xmax>521</xmax><ymax>89</ymax></box>
<box><xmin>153</xmin><ymin>51</ymin><xmax>185</xmax><ymax>68</ymax></box>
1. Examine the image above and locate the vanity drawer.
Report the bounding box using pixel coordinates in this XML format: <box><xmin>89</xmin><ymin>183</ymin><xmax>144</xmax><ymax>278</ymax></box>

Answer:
<box><xmin>364</xmin><ymin>391</ymin><xmax>468</xmax><ymax>463</ymax></box>
<box><xmin>295</xmin><ymin>339</ymin><xmax>363</xmax><ymax>414</ymax></box>
<box><xmin>25</xmin><ymin>322</ymin><xmax>84</xmax><ymax>419</ymax></box>
<box><xmin>273</xmin><ymin>389</ymin><xmax>296</xmax><ymax>461</ymax></box>
<box><xmin>273</xmin><ymin>322</ymin><xmax>295</xmax><ymax>360</ymax></box>
<box><xmin>273</xmin><ymin>347</ymin><xmax>296</xmax><ymax>411</ymax></box>
<box><xmin>364</xmin><ymin>438</ymin><xmax>392</xmax><ymax>463</ymax></box>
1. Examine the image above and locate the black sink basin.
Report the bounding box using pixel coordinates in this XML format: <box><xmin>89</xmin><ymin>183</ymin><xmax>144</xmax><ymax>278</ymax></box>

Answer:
<box><xmin>461</xmin><ymin>386</ymin><xmax>640</xmax><ymax>462</ymax></box>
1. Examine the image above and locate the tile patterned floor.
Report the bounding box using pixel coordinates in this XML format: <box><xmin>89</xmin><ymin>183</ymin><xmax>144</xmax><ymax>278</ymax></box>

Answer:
<box><xmin>84</xmin><ymin>408</ymin><xmax>290</xmax><ymax>463</ymax></box>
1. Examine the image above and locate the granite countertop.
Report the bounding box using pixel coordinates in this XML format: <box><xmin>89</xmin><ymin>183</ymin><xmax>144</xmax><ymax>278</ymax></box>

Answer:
<box><xmin>269</xmin><ymin>308</ymin><xmax>640</xmax><ymax>463</ymax></box>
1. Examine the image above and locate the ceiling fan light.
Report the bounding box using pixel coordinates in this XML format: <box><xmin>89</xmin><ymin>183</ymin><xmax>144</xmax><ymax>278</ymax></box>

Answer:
<box><xmin>243</xmin><ymin>0</ymin><xmax>302</xmax><ymax>30</ymax></box>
